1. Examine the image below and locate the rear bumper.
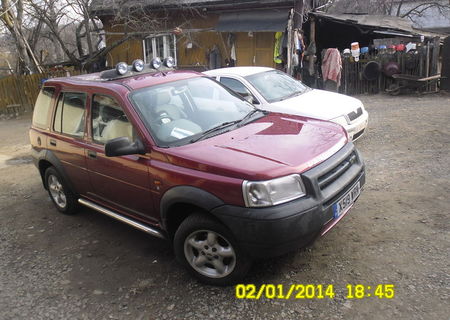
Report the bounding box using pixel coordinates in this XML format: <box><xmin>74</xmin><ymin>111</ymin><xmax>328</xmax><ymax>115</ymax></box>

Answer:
<box><xmin>211</xmin><ymin>143</ymin><xmax>365</xmax><ymax>259</ymax></box>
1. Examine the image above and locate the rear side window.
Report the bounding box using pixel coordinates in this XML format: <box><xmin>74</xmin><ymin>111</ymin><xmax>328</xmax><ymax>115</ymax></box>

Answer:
<box><xmin>32</xmin><ymin>87</ymin><xmax>55</xmax><ymax>129</ymax></box>
<box><xmin>53</xmin><ymin>92</ymin><xmax>87</xmax><ymax>137</ymax></box>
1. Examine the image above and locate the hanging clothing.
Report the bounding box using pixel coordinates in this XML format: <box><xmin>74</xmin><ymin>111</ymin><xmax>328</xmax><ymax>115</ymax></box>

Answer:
<box><xmin>322</xmin><ymin>48</ymin><xmax>342</xmax><ymax>87</ymax></box>
<box><xmin>274</xmin><ymin>32</ymin><xmax>283</xmax><ymax>64</ymax></box>
<box><xmin>294</xmin><ymin>30</ymin><xmax>301</xmax><ymax>51</ymax></box>
<box><xmin>209</xmin><ymin>45</ymin><xmax>222</xmax><ymax>70</ymax></box>
<box><xmin>230</xmin><ymin>43</ymin><xmax>236</xmax><ymax>61</ymax></box>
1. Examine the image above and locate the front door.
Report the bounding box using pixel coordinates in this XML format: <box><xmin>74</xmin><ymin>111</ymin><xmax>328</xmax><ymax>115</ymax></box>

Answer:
<box><xmin>84</xmin><ymin>93</ymin><xmax>156</xmax><ymax>222</ymax></box>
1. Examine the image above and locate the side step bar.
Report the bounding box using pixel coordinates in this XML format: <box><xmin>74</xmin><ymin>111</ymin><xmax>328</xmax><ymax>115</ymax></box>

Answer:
<box><xmin>78</xmin><ymin>198</ymin><xmax>165</xmax><ymax>239</ymax></box>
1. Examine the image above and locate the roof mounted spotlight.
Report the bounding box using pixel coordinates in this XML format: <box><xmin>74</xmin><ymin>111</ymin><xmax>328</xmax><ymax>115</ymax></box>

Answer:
<box><xmin>132</xmin><ymin>59</ymin><xmax>145</xmax><ymax>72</ymax></box>
<box><xmin>150</xmin><ymin>57</ymin><xmax>162</xmax><ymax>69</ymax></box>
<box><xmin>115</xmin><ymin>62</ymin><xmax>128</xmax><ymax>75</ymax></box>
<box><xmin>163</xmin><ymin>57</ymin><xmax>176</xmax><ymax>68</ymax></box>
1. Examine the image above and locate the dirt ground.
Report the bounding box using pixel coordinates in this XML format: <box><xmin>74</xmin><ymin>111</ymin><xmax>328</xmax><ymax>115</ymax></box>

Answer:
<box><xmin>0</xmin><ymin>93</ymin><xmax>449</xmax><ymax>320</ymax></box>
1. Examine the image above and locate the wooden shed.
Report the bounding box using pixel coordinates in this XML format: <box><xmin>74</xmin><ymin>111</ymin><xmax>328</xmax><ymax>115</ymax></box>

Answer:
<box><xmin>90</xmin><ymin>0</ymin><xmax>294</xmax><ymax>70</ymax></box>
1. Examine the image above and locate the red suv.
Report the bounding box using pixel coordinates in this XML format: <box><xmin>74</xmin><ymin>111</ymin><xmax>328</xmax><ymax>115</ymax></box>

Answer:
<box><xmin>30</xmin><ymin>59</ymin><xmax>365</xmax><ymax>285</ymax></box>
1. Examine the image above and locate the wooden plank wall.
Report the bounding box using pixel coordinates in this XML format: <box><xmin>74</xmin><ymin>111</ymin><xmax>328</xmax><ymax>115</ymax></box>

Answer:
<box><xmin>0</xmin><ymin>71</ymin><xmax>82</xmax><ymax>111</ymax></box>
<box><xmin>102</xmin><ymin>14</ymin><xmax>275</xmax><ymax>70</ymax></box>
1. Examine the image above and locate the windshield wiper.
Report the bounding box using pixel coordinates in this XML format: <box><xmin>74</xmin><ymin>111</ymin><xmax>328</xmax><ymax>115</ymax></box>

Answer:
<box><xmin>190</xmin><ymin>120</ymin><xmax>242</xmax><ymax>143</ymax></box>
<box><xmin>238</xmin><ymin>109</ymin><xmax>265</xmax><ymax>127</ymax></box>
<box><xmin>190</xmin><ymin>109</ymin><xmax>266</xmax><ymax>143</ymax></box>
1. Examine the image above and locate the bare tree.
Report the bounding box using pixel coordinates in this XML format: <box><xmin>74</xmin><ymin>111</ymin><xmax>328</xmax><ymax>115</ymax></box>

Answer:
<box><xmin>27</xmin><ymin>0</ymin><xmax>86</xmax><ymax>67</ymax></box>
<box><xmin>393</xmin><ymin>0</ymin><xmax>450</xmax><ymax>20</ymax></box>
<box><xmin>0</xmin><ymin>0</ymin><xmax>41</xmax><ymax>73</ymax></box>
<box><xmin>2</xmin><ymin>0</ymin><xmax>200</xmax><ymax>73</ymax></box>
<box><xmin>328</xmin><ymin>0</ymin><xmax>450</xmax><ymax>20</ymax></box>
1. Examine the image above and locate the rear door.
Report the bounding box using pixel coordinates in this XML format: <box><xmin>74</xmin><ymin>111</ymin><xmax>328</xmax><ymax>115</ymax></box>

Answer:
<box><xmin>48</xmin><ymin>91</ymin><xmax>91</xmax><ymax>194</ymax></box>
<box><xmin>84</xmin><ymin>93</ymin><xmax>156</xmax><ymax>221</ymax></box>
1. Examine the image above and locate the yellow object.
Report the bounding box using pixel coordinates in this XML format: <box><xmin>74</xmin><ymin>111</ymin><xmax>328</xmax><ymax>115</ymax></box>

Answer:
<box><xmin>274</xmin><ymin>32</ymin><xmax>283</xmax><ymax>64</ymax></box>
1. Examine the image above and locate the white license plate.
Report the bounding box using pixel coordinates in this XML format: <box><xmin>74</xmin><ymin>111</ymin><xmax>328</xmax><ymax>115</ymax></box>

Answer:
<box><xmin>332</xmin><ymin>181</ymin><xmax>361</xmax><ymax>219</ymax></box>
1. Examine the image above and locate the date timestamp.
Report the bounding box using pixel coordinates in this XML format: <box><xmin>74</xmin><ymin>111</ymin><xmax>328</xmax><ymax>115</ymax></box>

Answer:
<box><xmin>235</xmin><ymin>284</ymin><xmax>395</xmax><ymax>300</ymax></box>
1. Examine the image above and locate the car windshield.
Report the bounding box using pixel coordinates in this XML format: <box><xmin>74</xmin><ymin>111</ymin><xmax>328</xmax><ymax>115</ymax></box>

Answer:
<box><xmin>245</xmin><ymin>70</ymin><xmax>309</xmax><ymax>103</ymax></box>
<box><xmin>129</xmin><ymin>76</ymin><xmax>258</xmax><ymax>147</ymax></box>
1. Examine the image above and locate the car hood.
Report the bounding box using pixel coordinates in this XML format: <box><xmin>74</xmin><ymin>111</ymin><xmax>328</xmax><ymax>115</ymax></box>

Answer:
<box><xmin>269</xmin><ymin>89</ymin><xmax>363</xmax><ymax>120</ymax></box>
<box><xmin>161</xmin><ymin>113</ymin><xmax>347</xmax><ymax>181</ymax></box>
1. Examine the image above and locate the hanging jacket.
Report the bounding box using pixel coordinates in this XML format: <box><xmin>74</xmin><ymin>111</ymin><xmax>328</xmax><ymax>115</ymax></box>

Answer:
<box><xmin>274</xmin><ymin>32</ymin><xmax>283</xmax><ymax>64</ymax></box>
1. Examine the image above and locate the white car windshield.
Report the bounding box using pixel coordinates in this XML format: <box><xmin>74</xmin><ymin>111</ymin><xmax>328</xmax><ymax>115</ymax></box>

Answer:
<box><xmin>245</xmin><ymin>70</ymin><xmax>309</xmax><ymax>103</ymax></box>
<box><xmin>130</xmin><ymin>76</ymin><xmax>260</xmax><ymax>147</ymax></box>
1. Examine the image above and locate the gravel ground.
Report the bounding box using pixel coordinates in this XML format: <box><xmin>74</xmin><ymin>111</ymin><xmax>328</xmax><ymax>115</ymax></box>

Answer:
<box><xmin>0</xmin><ymin>93</ymin><xmax>449</xmax><ymax>320</ymax></box>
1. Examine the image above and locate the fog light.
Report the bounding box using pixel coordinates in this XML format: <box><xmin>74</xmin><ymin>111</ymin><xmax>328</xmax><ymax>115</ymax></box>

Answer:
<box><xmin>164</xmin><ymin>57</ymin><xmax>176</xmax><ymax>68</ymax></box>
<box><xmin>115</xmin><ymin>62</ymin><xmax>128</xmax><ymax>75</ymax></box>
<box><xmin>150</xmin><ymin>57</ymin><xmax>162</xmax><ymax>69</ymax></box>
<box><xmin>132</xmin><ymin>59</ymin><xmax>144</xmax><ymax>72</ymax></box>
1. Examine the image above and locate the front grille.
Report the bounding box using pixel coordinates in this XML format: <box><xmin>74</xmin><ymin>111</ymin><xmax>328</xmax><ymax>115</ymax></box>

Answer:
<box><xmin>347</xmin><ymin>107</ymin><xmax>362</xmax><ymax>121</ymax></box>
<box><xmin>323</xmin><ymin>173</ymin><xmax>362</xmax><ymax>207</ymax></box>
<box><xmin>318</xmin><ymin>151</ymin><xmax>357</xmax><ymax>190</ymax></box>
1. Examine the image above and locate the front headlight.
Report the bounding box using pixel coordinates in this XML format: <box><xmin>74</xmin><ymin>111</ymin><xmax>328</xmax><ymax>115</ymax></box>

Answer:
<box><xmin>242</xmin><ymin>174</ymin><xmax>306</xmax><ymax>207</ymax></box>
<box><xmin>331</xmin><ymin>115</ymin><xmax>349</xmax><ymax>126</ymax></box>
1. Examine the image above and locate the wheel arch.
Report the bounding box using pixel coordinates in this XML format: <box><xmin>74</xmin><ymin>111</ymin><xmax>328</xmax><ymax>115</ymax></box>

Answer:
<box><xmin>160</xmin><ymin>186</ymin><xmax>225</xmax><ymax>238</ymax></box>
<box><xmin>37</xmin><ymin>151</ymin><xmax>77</xmax><ymax>194</ymax></box>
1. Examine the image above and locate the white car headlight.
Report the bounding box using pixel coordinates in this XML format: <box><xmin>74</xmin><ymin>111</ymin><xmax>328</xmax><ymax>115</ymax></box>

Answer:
<box><xmin>242</xmin><ymin>174</ymin><xmax>306</xmax><ymax>207</ymax></box>
<box><xmin>331</xmin><ymin>115</ymin><xmax>349</xmax><ymax>126</ymax></box>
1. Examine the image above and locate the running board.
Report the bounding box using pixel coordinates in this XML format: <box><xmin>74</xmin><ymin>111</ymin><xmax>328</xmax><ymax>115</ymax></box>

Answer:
<box><xmin>78</xmin><ymin>198</ymin><xmax>165</xmax><ymax>239</ymax></box>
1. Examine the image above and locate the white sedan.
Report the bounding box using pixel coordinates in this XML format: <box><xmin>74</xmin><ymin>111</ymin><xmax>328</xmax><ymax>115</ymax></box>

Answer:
<box><xmin>204</xmin><ymin>67</ymin><xmax>368</xmax><ymax>141</ymax></box>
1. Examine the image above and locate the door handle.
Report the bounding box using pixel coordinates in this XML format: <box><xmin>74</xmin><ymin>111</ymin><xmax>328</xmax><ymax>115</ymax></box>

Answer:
<box><xmin>49</xmin><ymin>139</ymin><xmax>57</xmax><ymax>146</ymax></box>
<box><xmin>87</xmin><ymin>150</ymin><xmax>97</xmax><ymax>159</ymax></box>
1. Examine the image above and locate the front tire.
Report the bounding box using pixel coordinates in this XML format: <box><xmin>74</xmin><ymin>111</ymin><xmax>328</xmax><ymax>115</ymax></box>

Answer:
<box><xmin>174</xmin><ymin>213</ymin><xmax>251</xmax><ymax>286</ymax></box>
<box><xmin>45</xmin><ymin>167</ymin><xmax>78</xmax><ymax>215</ymax></box>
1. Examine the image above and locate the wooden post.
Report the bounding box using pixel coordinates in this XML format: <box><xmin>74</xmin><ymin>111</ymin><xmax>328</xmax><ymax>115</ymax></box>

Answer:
<box><xmin>430</xmin><ymin>37</ymin><xmax>441</xmax><ymax>92</ymax></box>
<box><xmin>294</xmin><ymin>0</ymin><xmax>304</xmax><ymax>29</ymax></box>
<box><xmin>309</xmin><ymin>16</ymin><xmax>316</xmax><ymax>80</ymax></box>
<box><xmin>441</xmin><ymin>36</ymin><xmax>450</xmax><ymax>91</ymax></box>
<box><xmin>287</xmin><ymin>9</ymin><xmax>294</xmax><ymax>75</ymax></box>
<box><xmin>425</xmin><ymin>41</ymin><xmax>430</xmax><ymax>78</ymax></box>
<box><xmin>430</xmin><ymin>36</ymin><xmax>440</xmax><ymax>76</ymax></box>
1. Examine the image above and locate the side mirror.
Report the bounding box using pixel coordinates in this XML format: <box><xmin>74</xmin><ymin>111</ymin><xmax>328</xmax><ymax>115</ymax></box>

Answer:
<box><xmin>105</xmin><ymin>137</ymin><xmax>146</xmax><ymax>157</ymax></box>
<box><xmin>243</xmin><ymin>94</ymin><xmax>259</xmax><ymax>105</ymax></box>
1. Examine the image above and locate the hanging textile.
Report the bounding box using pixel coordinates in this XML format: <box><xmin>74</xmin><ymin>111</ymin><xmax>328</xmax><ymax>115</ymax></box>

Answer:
<box><xmin>274</xmin><ymin>32</ymin><xmax>283</xmax><ymax>64</ymax></box>
<box><xmin>322</xmin><ymin>48</ymin><xmax>342</xmax><ymax>87</ymax></box>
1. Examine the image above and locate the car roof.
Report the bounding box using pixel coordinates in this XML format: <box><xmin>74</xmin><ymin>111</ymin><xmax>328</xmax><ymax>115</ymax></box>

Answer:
<box><xmin>204</xmin><ymin>66</ymin><xmax>274</xmax><ymax>77</ymax></box>
<box><xmin>43</xmin><ymin>69</ymin><xmax>202</xmax><ymax>91</ymax></box>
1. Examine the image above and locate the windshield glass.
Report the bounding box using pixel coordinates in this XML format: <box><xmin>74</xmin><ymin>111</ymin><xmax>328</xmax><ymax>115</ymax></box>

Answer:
<box><xmin>245</xmin><ymin>70</ymin><xmax>309</xmax><ymax>103</ymax></box>
<box><xmin>130</xmin><ymin>77</ymin><xmax>256</xmax><ymax>147</ymax></box>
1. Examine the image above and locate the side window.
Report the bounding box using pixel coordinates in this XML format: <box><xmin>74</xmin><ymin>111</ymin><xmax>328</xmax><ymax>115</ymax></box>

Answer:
<box><xmin>32</xmin><ymin>87</ymin><xmax>55</xmax><ymax>129</ymax></box>
<box><xmin>53</xmin><ymin>92</ymin><xmax>87</xmax><ymax>137</ymax></box>
<box><xmin>219</xmin><ymin>77</ymin><xmax>257</xmax><ymax>102</ymax></box>
<box><xmin>220</xmin><ymin>77</ymin><xmax>250</xmax><ymax>96</ymax></box>
<box><xmin>91</xmin><ymin>94</ymin><xmax>134</xmax><ymax>145</ymax></box>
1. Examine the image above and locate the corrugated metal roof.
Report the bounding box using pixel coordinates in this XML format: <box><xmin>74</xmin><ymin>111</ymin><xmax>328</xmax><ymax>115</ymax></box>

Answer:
<box><xmin>91</xmin><ymin>0</ymin><xmax>292</xmax><ymax>14</ymax></box>
<box><xmin>311</xmin><ymin>12</ymin><xmax>447</xmax><ymax>39</ymax></box>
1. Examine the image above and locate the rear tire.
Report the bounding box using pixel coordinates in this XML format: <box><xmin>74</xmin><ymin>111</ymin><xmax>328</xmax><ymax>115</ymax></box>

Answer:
<box><xmin>174</xmin><ymin>213</ymin><xmax>252</xmax><ymax>286</ymax></box>
<box><xmin>45</xmin><ymin>167</ymin><xmax>78</xmax><ymax>215</ymax></box>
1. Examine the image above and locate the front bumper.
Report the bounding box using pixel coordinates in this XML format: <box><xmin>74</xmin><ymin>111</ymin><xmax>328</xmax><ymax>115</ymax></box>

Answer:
<box><xmin>345</xmin><ymin>110</ymin><xmax>369</xmax><ymax>141</ymax></box>
<box><xmin>211</xmin><ymin>143</ymin><xmax>365</xmax><ymax>259</ymax></box>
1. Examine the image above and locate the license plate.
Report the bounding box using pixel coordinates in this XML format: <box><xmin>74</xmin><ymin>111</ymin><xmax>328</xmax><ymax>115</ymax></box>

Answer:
<box><xmin>332</xmin><ymin>181</ymin><xmax>360</xmax><ymax>219</ymax></box>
